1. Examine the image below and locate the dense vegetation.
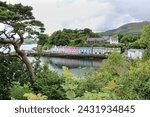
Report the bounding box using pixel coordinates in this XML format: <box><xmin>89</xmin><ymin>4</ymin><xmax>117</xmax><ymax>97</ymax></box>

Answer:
<box><xmin>0</xmin><ymin>1</ymin><xmax>44</xmax><ymax>84</ymax></box>
<box><xmin>38</xmin><ymin>28</ymin><xmax>101</xmax><ymax>48</ymax></box>
<box><xmin>0</xmin><ymin>53</ymin><xmax>29</xmax><ymax>99</ymax></box>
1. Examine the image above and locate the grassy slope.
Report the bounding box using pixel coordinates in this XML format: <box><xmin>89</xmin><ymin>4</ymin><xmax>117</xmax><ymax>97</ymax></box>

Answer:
<box><xmin>101</xmin><ymin>21</ymin><xmax>150</xmax><ymax>35</ymax></box>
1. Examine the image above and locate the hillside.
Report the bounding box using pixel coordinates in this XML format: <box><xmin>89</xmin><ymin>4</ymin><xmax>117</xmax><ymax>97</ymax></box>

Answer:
<box><xmin>101</xmin><ymin>21</ymin><xmax>150</xmax><ymax>35</ymax></box>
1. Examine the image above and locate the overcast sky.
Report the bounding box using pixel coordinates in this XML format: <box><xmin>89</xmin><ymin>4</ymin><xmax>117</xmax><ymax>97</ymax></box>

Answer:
<box><xmin>2</xmin><ymin>0</ymin><xmax>150</xmax><ymax>34</ymax></box>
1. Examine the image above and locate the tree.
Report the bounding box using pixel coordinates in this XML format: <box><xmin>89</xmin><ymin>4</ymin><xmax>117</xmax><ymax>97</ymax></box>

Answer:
<box><xmin>0</xmin><ymin>1</ymin><xmax>44</xmax><ymax>84</ymax></box>
<box><xmin>45</xmin><ymin>28</ymin><xmax>100</xmax><ymax>47</ymax></box>
<box><xmin>83</xmin><ymin>28</ymin><xmax>92</xmax><ymax>34</ymax></box>
<box><xmin>140</xmin><ymin>24</ymin><xmax>150</xmax><ymax>48</ymax></box>
<box><xmin>0</xmin><ymin>53</ymin><xmax>29</xmax><ymax>99</ymax></box>
<box><xmin>142</xmin><ymin>48</ymin><xmax>150</xmax><ymax>60</ymax></box>
<box><xmin>101</xmin><ymin>52</ymin><xmax>130</xmax><ymax>76</ymax></box>
<box><xmin>38</xmin><ymin>34</ymin><xmax>49</xmax><ymax>46</ymax></box>
<box><xmin>119</xmin><ymin>34</ymin><xmax>140</xmax><ymax>43</ymax></box>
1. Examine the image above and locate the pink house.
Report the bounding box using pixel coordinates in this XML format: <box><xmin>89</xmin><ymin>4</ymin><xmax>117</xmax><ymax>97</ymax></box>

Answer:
<box><xmin>64</xmin><ymin>47</ymin><xmax>79</xmax><ymax>54</ymax></box>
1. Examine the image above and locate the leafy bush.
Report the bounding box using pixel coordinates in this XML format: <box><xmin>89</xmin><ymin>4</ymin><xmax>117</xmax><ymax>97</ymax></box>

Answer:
<box><xmin>24</xmin><ymin>93</ymin><xmax>48</xmax><ymax>100</ymax></box>
<box><xmin>61</xmin><ymin>67</ymin><xmax>86</xmax><ymax>99</ymax></box>
<box><xmin>10</xmin><ymin>82</ymin><xmax>33</xmax><ymax>100</ymax></box>
<box><xmin>119</xmin><ymin>60</ymin><xmax>150</xmax><ymax>99</ymax></box>
<box><xmin>0</xmin><ymin>53</ymin><xmax>29</xmax><ymax>99</ymax></box>
<box><xmin>33</xmin><ymin>63</ymin><xmax>66</xmax><ymax>100</ymax></box>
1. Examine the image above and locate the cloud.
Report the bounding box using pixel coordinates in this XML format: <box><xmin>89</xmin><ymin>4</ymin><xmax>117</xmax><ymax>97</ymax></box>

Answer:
<box><xmin>2</xmin><ymin>0</ymin><xmax>150</xmax><ymax>34</ymax></box>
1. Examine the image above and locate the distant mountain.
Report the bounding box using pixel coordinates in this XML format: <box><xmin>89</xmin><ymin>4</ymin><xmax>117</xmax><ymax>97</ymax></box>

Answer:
<box><xmin>101</xmin><ymin>21</ymin><xmax>150</xmax><ymax>35</ymax></box>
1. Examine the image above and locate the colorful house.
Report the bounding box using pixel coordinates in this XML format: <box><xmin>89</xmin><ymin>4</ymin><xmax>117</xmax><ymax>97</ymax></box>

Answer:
<box><xmin>79</xmin><ymin>47</ymin><xmax>92</xmax><ymax>55</ymax></box>
<box><xmin>93</xmin><ymin>47</ymin><xmax>105</xmax><ymax>55</ymax></box>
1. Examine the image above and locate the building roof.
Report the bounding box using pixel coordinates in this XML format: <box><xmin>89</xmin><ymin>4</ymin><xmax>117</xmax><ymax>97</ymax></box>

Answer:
<box><xmin>110</xmin><ymin>37</ymin><xmax>118</xmax><ymax>41</ymax></box>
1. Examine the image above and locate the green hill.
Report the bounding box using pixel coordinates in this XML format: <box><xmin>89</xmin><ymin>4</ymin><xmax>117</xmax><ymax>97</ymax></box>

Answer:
<box><xmin>101</xmin><ymin>21</ymin><xmax>150</xmax><ymax>35</ymax></box>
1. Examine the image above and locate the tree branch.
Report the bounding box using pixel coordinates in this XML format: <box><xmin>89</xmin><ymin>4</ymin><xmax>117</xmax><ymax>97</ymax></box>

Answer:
<box><xmin>0</xmin><ymin>39</ymin><xmax>15</xmax><ymax>44</ymax></box>
<box><xmin>17</xmin><ymin>32</ymin><xmax>24</xmax><ymax>46</ymax></box>
<box><xmin>13</xmin><ymin>44</ymin><xmax>35</xmax><ymax>84</ymax></box>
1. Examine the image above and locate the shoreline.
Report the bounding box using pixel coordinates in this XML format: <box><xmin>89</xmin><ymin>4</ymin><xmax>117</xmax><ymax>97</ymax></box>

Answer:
<box><xmin>26</xmin><ymin>51</ymin><xmax>107</xmax><ymax>60</ymax></box>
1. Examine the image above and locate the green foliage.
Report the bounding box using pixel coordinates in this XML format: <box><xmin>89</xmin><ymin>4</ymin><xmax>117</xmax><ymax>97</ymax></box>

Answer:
<box><xmin>0</xmin><ymin>1</ymin><xmax>45</xmax><ymax>85</ymax></box>
<box><xmin>0</xmin><ymin>1</ymin><xmax>44</xmax><ymax>42</ymax></box>
<box><xmin>140</xmin><ymin>24</ymin><xmax>150</xmax><ymax>48</ymax></box>
<box><xmin>49</xmin><ymin>30</ymin><xmax>70</xmax><ymax>46</ymax></box>
<box><xmin>62</xmin><ymin>66</ymin><xmax>75</xmax><ymax>79</ymax></box>
<box><xmin>33</xmin><ymin>62</ymin><xmax>66</xmax><ymax>100</ymax></box>
<box><xmin>119</xmin><ymin>34</ymin><xmax>140</xmax><ymax>43</ymax></box>
<box><xmin>128</xmin><ymin>40</ymin><xmax>142</xmax><ymax>49</ymax></box>
<box><xmin>44</xmin><ymin>28</ymin><xmax>100</xmax><ymax>47</ymax></box>
<box><xmin>0</xmin><ymin>53</ymin><xmax>29</xmax><ymax>99</ymax></box>
<box><xmin>115</xmin><ymin>60</ymin><xmax>150</xmax><ymax>99</ymax></box>
<box><xmin>76</xmin><ymin>91</ymin><xmax>110</xmax><ymax>100</ymax></box>
<box><xmin>101</xmin><ymin>52</ymin><xmax>130</xmax><ymax>76</ymax></box>
<box><xmin>61</xmin><ymin>67</ymin><xmax>84</xmax><ymax>99</ymax></box>
<box><xmin>142</xmin><ymin>48</ymin><xmax>150</xmax><ymax>60</ymax></box>
<box><xmin>24</xmin><ymin>93</ymin><xmax>47</xmax><ymax>100</ymax></box>
<box><xmin>38</xmin><ymin>34</ymin><xmax>50</xmax><ymax>47</ymax></box>
<box><xmin>83</xmin><ymin>71</ymin><xmax>112</xmax><ymax>92</ymax></box>
<box><xmin>10</xmin><ymin>82</ymin><xmax>33</xmax><ymax>100</ymax></box>
<box><xmin>0</xmin><ymin>2</ymin><xmax>35</xmax><ymax>23</ymax></box>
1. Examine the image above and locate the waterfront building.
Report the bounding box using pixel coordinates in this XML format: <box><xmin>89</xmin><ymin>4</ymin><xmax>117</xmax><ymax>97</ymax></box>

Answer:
<box><xmin>57</xmin><ymin>46</ymin><xmax>65</xmax><ymax>53</ymax></box>
<box><xmin>93</xmin><ymin>47</ymin><xmax>105</xmax><ymax>55</ymax></box>
<box><xmin>48</xmin><ymin>45</ymin><xmax>58</xmax><ymax>53</ymax></box>
<box><xmin>49</xmin><ymin>46</ymin><xmax>121</xmax><ymax>56</ymax></box>
<box><xmin>79</xmin><ymin>47</ymin><xmax>92</xmax><ymax>55</ymax></box>
<box><xmin>64</xmin><ymin>47</ymin><xmax>79</xmax><ymax>54</ymax></box>
<box><xmin>48</xmin><ymin>45</ymin><xmax>65</xmax><ymax>53</ymax></box>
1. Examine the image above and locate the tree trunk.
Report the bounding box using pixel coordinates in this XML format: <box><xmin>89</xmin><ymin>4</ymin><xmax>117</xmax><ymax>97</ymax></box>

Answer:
<box><xmin>13</xmin><ymin>44</ymin><xmax>35</xmax><ymax>84</ymax></box>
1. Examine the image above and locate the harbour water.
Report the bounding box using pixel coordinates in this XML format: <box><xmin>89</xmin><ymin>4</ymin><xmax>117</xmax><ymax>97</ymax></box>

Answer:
<box><xmin>1</xmin><ymin>44</ymin><xmax>104</xmax><ymax>77</ymax></box>
<box><xmin>28</xmin><ymin>56</ymin><xmax>104</xmax><ymax>77</ymax></box>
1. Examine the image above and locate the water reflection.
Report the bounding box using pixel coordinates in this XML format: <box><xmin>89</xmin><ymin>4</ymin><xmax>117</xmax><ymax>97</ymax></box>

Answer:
<box><xmin>49</xmin><ymin>57</ymin><xmax>103</xmax><ymax>69</ymax></box>
<box><xmin>29</xmin><ymin>56</ymin><xmax>104</xmax><ymax>77</ymax></box>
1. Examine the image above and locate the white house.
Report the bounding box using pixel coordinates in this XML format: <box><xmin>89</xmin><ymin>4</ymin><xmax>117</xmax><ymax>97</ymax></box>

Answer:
<box><xmin>109</xmin><ymin>37</ymin><xmax>119</xmax><ymax>44</ymax></box>
<box><xmin>127</xmin><ymin>49</ymin><xmax>144</xmax><ymax>59</ymax></box>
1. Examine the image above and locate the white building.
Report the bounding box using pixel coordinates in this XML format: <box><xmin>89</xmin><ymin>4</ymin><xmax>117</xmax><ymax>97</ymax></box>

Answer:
<box><xmin>127</xmin><ymin>49</ymin><xmax>144</xmax><ymax>59</ymax></box>
<box><xmin>109</xmin><ymin>37</ymin><xmax>119</xmax><ymax>44</ymax></box>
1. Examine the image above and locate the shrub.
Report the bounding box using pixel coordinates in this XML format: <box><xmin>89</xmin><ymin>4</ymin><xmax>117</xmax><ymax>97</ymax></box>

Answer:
<box><xmin>0</xmin><ymin>53</ymin><xmax>29</xmax><ymax>99</ymax></box>
<box><xmin>10</xmin><ymin>82</ymin><xmax>33</xmax><ymax>100</ymax></box>
<box><xmin>33</xmin><ymin>63</ymin><xmax>66</xmax><ymax>100</ymax></box>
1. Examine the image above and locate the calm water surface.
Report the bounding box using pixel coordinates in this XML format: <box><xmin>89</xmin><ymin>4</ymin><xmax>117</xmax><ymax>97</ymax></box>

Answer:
<box><xmin>1</xmin><ymin>44</ymin><xmax>104</xmax><ymax>77</ymax></box>
<box><xmin>28</xmin><ymin>56</ymin><xmax>104</xmax><ymax>77</ymax></box>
